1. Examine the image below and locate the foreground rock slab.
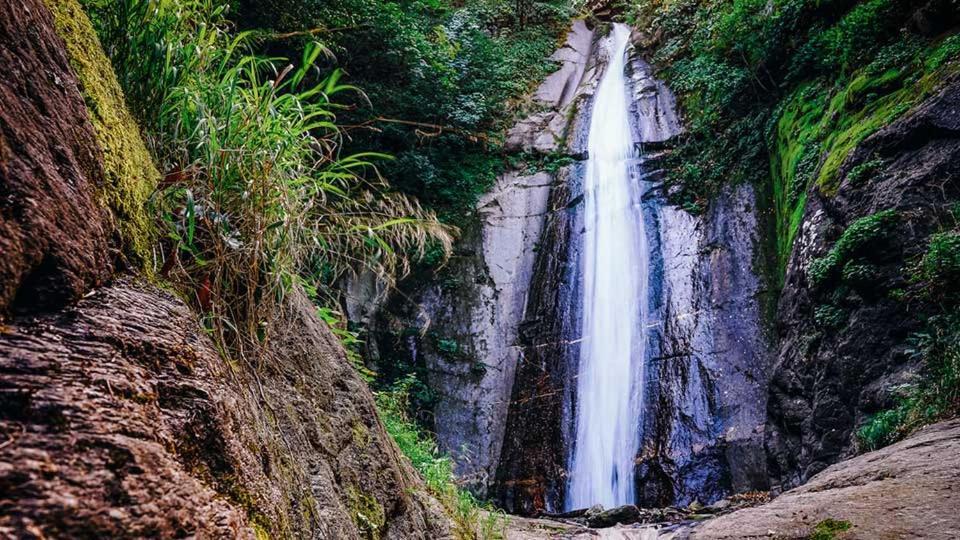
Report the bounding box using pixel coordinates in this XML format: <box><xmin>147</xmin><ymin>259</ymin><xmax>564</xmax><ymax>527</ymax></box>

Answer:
<box><xmin>683</xmin><ymin>419</ymin><xmax>960</xmax><ymax>539</ymax></box>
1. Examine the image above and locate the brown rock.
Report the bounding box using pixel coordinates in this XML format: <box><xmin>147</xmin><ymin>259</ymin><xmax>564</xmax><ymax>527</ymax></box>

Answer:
<box><xmin>0</xmin><ymin>279</ymin><xmax>451</xmax><ymax>538</ymax></box>
<box><xmin>0</xmin><ymin>0</ymin><xmax>113</xmax><ymax>315</ymax></box>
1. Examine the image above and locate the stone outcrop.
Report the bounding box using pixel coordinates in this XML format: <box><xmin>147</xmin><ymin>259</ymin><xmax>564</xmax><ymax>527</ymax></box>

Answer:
<box><xmin>686</xmin><ymin>419</ymin><xmax>960</xmax><ymax>539</ymax></box>
<box><xmin>0</xmin><ymin>0</ymin><xmax>113</xmax><ymax>314</ymax></box>
<box><xmin>765</xmin><ymin>77</ymin><xmax>960</xmax><ymax>490</ymax></box>
<box><xmin>0</xmin><ymin>280</ymin><xmax>452</xmax><ymax>539</ymax></box>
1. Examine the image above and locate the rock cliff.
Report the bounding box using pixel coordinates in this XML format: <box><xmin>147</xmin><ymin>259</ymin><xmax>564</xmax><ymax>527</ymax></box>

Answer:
<box><xmin>765</xmin><ymin>76</ymin><xmax>960</xmax><ymax>490</ymax></box>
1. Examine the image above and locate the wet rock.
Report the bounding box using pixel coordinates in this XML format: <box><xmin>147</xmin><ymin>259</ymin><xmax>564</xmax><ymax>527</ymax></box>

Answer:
<box><xmin>636</xmin><ymin>183</ymin><xmax>773</xmax><ymax>507</ymax></box>
<box><xmin>586</xmin><ymin>505</ymin><xmax>642</xmax><ymax>528</ymax></box>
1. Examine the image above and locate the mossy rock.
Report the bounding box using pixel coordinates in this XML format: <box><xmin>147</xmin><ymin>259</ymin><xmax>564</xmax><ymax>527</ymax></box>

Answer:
<box><xmin>347</xmin><ymin>486</ymin><xmax>386</xmax><ymax>540</ymax></box>
<box><xmin>44</xmin><ymin>0</ymin><xmax>159</xmax><ymax>269</ymax></box>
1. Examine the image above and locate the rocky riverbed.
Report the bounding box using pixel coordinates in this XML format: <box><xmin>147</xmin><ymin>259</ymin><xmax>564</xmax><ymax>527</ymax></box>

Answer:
<box><xmin>506</xmin><ymin>418</ymin><xmax>960</xmax><ymax>539</ymax></box>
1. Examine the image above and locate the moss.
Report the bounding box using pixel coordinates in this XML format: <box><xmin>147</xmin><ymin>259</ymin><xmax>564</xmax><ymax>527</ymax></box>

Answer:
<box><xmin>809</xmin><ymin>518</ymin><xmax>852</xmax><ymax>540</ymax></box>
<box><xmin>347</xmin><ymin>486</ymin><xmax>386</xmax><ymax>540</ymax></box>
<box><xmin>769</xmin><ymin>37</ymin><xmax>959</xmax><ymax>271</ymax></box>
<box><xmin>44</xmin><ymin>0</ymin><xmax>159</xmax><ymax>269</ymax></box>
<box><xmin>351</xmin><ymin>421</ymin><xmax>371</xmax><ymax>449</ymax></box>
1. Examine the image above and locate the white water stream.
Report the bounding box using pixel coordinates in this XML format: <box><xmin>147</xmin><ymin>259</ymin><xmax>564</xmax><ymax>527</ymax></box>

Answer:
<box><xmin>567</xmin><ymin>23</ymin><xmax>648</xmax><ymax>509</ymax></box>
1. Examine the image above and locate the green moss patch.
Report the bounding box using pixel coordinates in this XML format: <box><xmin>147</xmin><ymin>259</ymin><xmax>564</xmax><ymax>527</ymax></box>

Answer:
<box><xmin>44</xmin><ymin>0</ymin><xmax>158</xmax><ymax>269</ymax></box>
<box><xmin>810</xmin><ymin>518</ymin><xmax>852</xmax><ymax>540</ymax></box>
<box><xmin>347</xmin><ymin>486</ymin><xmax>386</xmax><ymax>540</ymax></box>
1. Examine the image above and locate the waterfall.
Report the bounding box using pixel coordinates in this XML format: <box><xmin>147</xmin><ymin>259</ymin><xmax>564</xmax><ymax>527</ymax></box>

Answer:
<box><xmin>567</xmin><ymin>23</ymin><xmax>648</xmax><ymax>509</ymax></box>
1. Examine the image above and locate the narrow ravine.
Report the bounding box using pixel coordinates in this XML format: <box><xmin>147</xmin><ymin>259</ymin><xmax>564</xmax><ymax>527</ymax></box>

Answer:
<box><xmin>568</xmin><ymin>23</ymin><xmax>649</xmax><ymax>510</ymax></box>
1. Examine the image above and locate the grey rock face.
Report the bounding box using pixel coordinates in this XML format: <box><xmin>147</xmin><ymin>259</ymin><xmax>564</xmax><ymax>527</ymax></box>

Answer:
<box><xmin>505</xmin><ymin>20</ymin><xmax>597</xmax><ymax>156</ymax></box>
<box><xmin>414</xmin><ymin>171</ymin><xmax>554</xmax><ymax>493</ymax></box>
<box><xmin>638</xmin><ymin>183</ymin><xmax>772</xmax><ymax>506</ymax></box>
<box><xmin>495</xmin><ymin>26</ymin><xmax>772</xmax><ymax>513</ymax></box>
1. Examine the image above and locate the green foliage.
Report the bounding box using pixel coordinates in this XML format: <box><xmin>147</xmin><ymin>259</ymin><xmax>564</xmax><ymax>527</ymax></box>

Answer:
<box><xmin>86</xmin><ymin>0</ymin><xmax>454</xmax><ymax>353</ymax></box>
<box><xmin>813</xmin><ymin>304</ymin><xmax>847</xmax><ymax>330</ymax></box>
<box><xmin>858</xmin><ymin>314</ymin><xmax>960</xmax><ymax>451</ymax></box>
<box><xmin>630</xmin><ymin>0</ymin><xmax>959</xmax><ymax>271</ymax></box>
<box><xmin>915</xmin><ymin>232</ymin><xmax>960</xmax><ymax>302</ymax></box>
<box><xmin>840</xmin><ymin>262</ymin><xmax>879</xmax><ymax>290</ymax></box>
<box><xmin>857</xmin><ymin>407</ymin><xmax>907</xmax><ymax>451</ymax></box>
<box><xmin>232</xmin><ymin>0</ymin><xmax>570</xmax><ymax>223</ymax></box>
<box><xmin>376</xmin><ymin>376</ymin><xmax>506</xmax><ymax>539</ymax></box>
<box><xmin>795</xmin><ymin>0</ymin><xmax>909</xmax><ymax>76</ymax></box>
<box><xmin>809</xmin><ymin>518</ymin><xmax>852</xmax><ymax>540</ymax></box>
<box><xmin>809</xmin><ymin>210</ymin><xmax>898</xmax><ymax>289</ymax></box>
<box><xmin>846</xmin><ymin>157</ymin><xmax>884</xmax><ymax>187</ymax></box>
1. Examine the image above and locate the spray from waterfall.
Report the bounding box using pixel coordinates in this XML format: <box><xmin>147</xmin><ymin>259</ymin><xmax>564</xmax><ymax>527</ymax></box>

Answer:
<box><xmin>567</xmin><ymin>23</ymin><xmax>648</xmax><ymax>509</ymax></box>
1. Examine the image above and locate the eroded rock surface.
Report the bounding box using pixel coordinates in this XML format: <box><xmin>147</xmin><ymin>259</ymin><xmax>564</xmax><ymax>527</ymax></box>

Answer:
<box><xmin>0</xmin><ymin>280</ymin><xmax>451</xmax><ymax>539</ymax></box>
<box><xmin>0</xmin><ymin>0</ymin><xmax>112</xmax><ymax>314</ymax></box>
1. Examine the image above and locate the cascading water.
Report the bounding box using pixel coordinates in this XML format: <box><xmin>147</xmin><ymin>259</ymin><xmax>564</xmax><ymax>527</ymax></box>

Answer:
<box><xmin>567</xmin><ymin>23</ymin><xmax>649</xmax><ymax>509</ymax></box>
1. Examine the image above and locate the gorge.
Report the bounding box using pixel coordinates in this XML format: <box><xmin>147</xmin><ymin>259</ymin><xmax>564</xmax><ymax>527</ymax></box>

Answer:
<box><xmin>3</xmin><ymin>0</ymin><xmax>960</xmax><ymax>538</ymax></box>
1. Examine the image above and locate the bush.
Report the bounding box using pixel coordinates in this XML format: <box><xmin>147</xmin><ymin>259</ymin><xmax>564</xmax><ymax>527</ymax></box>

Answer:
<box><xmin>87</xmin><ymin>0</ymin><xmax>454</xmax><ymax>354</ymax></box>
<box><xmin>808</xmin><ymin>209</ymin><xmax>898</xmax><ymax>288</ymax></box>
<box><xmin>857</xmin><ymin>314</ymin><xmax>960</xmax><ymax>450</ymax></box>
<box><xmin>915</xmin><ymin>232</ymin><xmax>960</xmax><ymax>301</ymax></box>
<box><xmin>814</xmin><ymin>304</ymin><xmax>848</xmax><ymax>330</ymax></box>
<box><xmin>857</xmin><ymin>407</ymin><xmax>907</xmax><ymax>451</ymax></box>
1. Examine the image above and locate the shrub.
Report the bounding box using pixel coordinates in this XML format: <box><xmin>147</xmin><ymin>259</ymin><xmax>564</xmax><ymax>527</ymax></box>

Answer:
<box><xmin>915</xmin><ymin>232</ymin><xmax>960</xmax><ymax>301</ymax></box>
<box><xmin>808</xmin><ymin>209</ymin><xmax>898</xmax><ymax>288</ymax></box>
<box><xmin>857</xmin><ymin>407</ymin><xmax>907</xmax><ymax>451</ymax></box>
<box><xmin>87</xmin><ymin>0</ymin><xmax>454</xmax><ymax>353</ymax></box>
<box><xmin>814</xmin><ymin>304</ymin><xmax>848</xmax><ymax>330</ymax></box>
<box><xmin>857</xmin><ymin>314</ymin><xmax>960</xmax><ymax>450</ymax></box>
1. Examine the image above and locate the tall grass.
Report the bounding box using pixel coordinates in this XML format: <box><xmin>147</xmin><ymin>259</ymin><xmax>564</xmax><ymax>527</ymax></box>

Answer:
<box><xmin>376</xmin><ymin>376</ymin><xmax>506</xmax><ymax>539</ymax></box>
<box><xmin>86</xmin><ymin>0</ymin><xmax>454</xmax><ymax>356</ymax></box>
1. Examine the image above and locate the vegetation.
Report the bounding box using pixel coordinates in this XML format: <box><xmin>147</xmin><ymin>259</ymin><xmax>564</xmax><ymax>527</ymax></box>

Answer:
<box><xmin>626</xmin><ymin>0</ymin><xmax>959</xmax><ymax>268</ymax></box>
<box><xmin>809</xmin><ymin>518</ymin><xmax>852</xmax><ymax>540</ymax></box>
<box><xmin>44</xmin><ymin>0</ymin><xmax>159</xmax><ymax>266</ymax></box>
<box><xmin>85</xmin><ymin>0</ymin><xmax>454</xmax><ymax>357</ymax></box>
<box><xmin>808</xmin><ymin>209</ymin><xmax>899</xmax><ymax>289</ymax></box>
<box><xmin>232</xmin><ymin>0</ymin><xmax>571</xmax><ymax>222</ymax></box>
<box><xmin>376</xmin><ymin>376</ymin><xmax>506</xmax><ymax>539</ymax></box>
